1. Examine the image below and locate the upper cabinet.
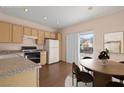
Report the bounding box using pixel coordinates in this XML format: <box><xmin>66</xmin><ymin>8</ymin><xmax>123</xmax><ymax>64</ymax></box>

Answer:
<box><xmin>0</xmin><ymin>21</ymin><xmax>12</xmax><ymax>43</ymax></box>
<box><xmin>50</xmin><ymin>32</ymin><xmax>56</xmax><ymax>39</ymax></box>
<box><xmin>56</xmin><ymin>32</ymin><xmax>62</xmax><ymax>61</ymax></box>
<box><xmin>56</xmin><ymin>33</ymin><xmax>62</xmax><ymax>41</ymax></box>
<box><xmin>24</xmin><ymin>27</ymin><xmax>32</xmax><ymax>36</ymax></box>
<box><xmin>12</xmin><ymin>24</ymin><xmax>23</xmax><ymax>43</ymax></box>
<box><xmin>37</xmin><ymin>30</ymin><xmax>44</xmax><ymax>45</ymax></box>
<box><xmin>31</xmin><ymin>28</ymin><xmax>38</xmax><ymax>37</ymax></box>
<box><xmin>44</xmin><ymin>31</ymin><xmax>50</xmax><ymax>38</ymax></box>
<box><xmin>0</xmin><ymin>21</ymin><xmax>58</xmax><ymax>45</ymax></box>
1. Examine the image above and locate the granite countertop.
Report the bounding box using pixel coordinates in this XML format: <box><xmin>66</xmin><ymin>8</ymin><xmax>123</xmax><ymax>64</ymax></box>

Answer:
<box><xmin>0</xmin><ymin>50</ymin><xmax>21</xmax><ymax>55</ymax></box>
<box><xmin>0</xmin><ymin>54</ymin><xmax>41</xmax><ymax>78</ymax></box>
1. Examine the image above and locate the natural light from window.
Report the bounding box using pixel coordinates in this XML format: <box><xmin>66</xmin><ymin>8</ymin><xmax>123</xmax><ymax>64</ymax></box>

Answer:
<box><xmin>80</xmin><ymin>33</ymin><xmax>94</xmax><ymax>59</ymax></box>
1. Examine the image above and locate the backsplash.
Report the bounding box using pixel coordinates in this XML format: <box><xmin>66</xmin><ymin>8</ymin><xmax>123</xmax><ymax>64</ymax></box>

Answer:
<box><xmin>0</xmin><ymin>43</ymin><xmax>21</xmax><ymax>50</ymax></box>
<box><xmin>0</xmin><ymin>43</ymin><xmax>43</xmax><ymax>51</ymax></box>
<box><xmin>0</xmin><ymin>35</ymin><xmax>44</xmax><ymax>51</ymax></box>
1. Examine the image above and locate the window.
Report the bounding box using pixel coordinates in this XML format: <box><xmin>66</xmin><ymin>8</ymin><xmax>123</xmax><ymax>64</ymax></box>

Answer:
<box><xmin>80</xmin><ymin>33</ymin><xmax>94</xmax><ymax>59</ymax></box>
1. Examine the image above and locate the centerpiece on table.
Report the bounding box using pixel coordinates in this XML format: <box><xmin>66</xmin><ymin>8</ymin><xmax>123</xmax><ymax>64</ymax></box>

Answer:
<box><xmin>98</xmin><ymin>48</ymin><xmax>110</xmax><ymax>65</ymax></box>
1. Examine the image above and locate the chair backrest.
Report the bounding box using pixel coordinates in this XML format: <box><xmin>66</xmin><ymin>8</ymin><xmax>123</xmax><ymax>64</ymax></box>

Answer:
<box><xmin>83</xmin><ymin>57</ymin><xmax>92</xmax><ymax>59</ymax></box>
<box><xmin>120</xmin><ymin>61</ymin><xmax>124</xmax><ymax>64</ymax></box>
<box><xmin>72</xmin><ymin>62</ymin><xmax>80</xmax><ymax>74</ymax></box>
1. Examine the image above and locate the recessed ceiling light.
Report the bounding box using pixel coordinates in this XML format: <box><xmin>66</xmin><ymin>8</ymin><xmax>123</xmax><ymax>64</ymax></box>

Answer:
<box><xmin>24</xmin><ymin>8</ymin><xmax>28</xmax><ymax>12</ymax></box>
<box><xmin>43</xmin><ymin>16</ymin><xmax>48</xmax><ymax>20</ymax></box>
<box><xmin>88</xmin><ymin>6</ymin><xmax>93</xmax><ymax>10</ymax></box>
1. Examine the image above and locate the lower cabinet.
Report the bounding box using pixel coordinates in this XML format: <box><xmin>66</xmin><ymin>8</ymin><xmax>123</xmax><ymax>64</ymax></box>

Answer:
<box><xmin>40</xmin><ymin>51</ymin><xmax>47</xmax><ymax>65</ymax></box>
<box><xmin>0</xmin><ymin>69</ymin><xmax>39</xmax><ymax>87</ymax></box>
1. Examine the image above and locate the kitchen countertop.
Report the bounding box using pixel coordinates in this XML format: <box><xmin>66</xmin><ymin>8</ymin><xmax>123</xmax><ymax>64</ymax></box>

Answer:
<box><xmin>0</xmin><ymin>54</ymin><xmax>41</xmax><ymax>79</ymax></box>
<box><xmin>0</xmin><ymin>50</ymin><xmax>46</xmax><ymax>55</ymax></box>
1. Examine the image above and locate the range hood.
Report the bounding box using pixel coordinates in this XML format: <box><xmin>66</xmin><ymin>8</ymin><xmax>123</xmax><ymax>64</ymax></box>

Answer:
<box><xmin>23</xmin><ymin>35</ymin><xmax>38</xmax><ymax>39</ymax></box>
<box><xmin>23</xmin><ymin>35</ymin><xmax>37</xmax><ymax>46</ymax></box>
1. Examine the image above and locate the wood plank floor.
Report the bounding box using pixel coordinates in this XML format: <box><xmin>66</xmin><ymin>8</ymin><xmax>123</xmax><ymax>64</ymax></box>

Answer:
<box><xmin>39</xmin><ymin>62</ymin><xmax>72</xmax><ymax>87</ymax></box>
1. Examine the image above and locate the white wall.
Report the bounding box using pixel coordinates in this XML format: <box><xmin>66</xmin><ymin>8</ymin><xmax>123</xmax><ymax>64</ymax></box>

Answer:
<box><xmin>61</xmin><ymin>10</ymin><xmax>124</xmax><ymax>62</ymax></box>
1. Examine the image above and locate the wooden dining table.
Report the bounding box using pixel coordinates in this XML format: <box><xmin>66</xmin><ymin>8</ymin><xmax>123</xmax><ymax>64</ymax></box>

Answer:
<box><xmin>80</xmin><ymin>59</ymin><xmax>124</xmax><ymax>87</ymax></box>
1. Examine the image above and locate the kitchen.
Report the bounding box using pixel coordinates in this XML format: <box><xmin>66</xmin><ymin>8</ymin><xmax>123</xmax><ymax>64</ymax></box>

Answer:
<box><xmin>0</xmin><ymin>20</ymin><xmax>62</xmax><ymax>86</ymax></box>
<box><xmin>1</xmin><ymin>6</ymin><xmax>124</xmax><ymax>88</ymax></box>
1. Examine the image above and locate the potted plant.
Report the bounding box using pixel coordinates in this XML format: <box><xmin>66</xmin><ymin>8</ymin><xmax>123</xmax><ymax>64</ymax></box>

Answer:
<box><xmin>98</xmin><ymin>48</ymin><xmax>110</xmax><ymax>65</ymax></box>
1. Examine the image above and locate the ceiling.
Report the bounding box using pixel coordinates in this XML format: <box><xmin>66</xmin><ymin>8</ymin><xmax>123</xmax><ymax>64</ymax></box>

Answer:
<box><xmin>0</xmin><ymin>6</ymin><xmax>124</xmax><ymax>29</ymax></box>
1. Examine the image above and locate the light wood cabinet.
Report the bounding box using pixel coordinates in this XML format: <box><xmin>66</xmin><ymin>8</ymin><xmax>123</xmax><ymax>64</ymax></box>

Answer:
<box><xmin>57</xmin><ymin>37</ymin><xmax>62</xmax><ymax>61</ymax></box>
<box><xmin>31</xmin><ymin>29</ymin><xmax>38</xmax><ymax>37</ymax></box>
<box><xmin>0</xmin><ymin>21</ymin><xmax>12</xmax><ymax>42</ymax></box>
<box><xmin>24</xmin><ymin>27</ymin><xmax>32</xmax><ymax>36</ymax></box>
<box><xmin>40</xmin><ymin>51</ymin><xmax>47</xmax><ymax>65</ymax></box>
<box><xmin>50</xmin><ymin>32</ymin><xmax>56</xmax><ymax>39</ymax></box>
<box><xmin>0</xmin><ymin>68</ymin><xmax>38</xmax><ymax>87</ymax></box>
<box><xmin>12</xmin><ymin>24</ymin><xmax>23</xmax><ymax>43</ymax></box>
<box><xmin>56</xmin><ymin>32</ymin><xmax>62</xmax><ymax>61</ymax></box>
<box><xmin>44</xmin><ymin>31</ymin><xmax>50</xmax><ymax>38</ymax></box>
<box><xmin>56</xmin><ymin>32</ymin><xmax>62</xmax><ymax>41</ymax></box>
<box><xmin>37</xmin><ymin>30</ymin><xmax>44</xmax><ymax>45</ymax></box>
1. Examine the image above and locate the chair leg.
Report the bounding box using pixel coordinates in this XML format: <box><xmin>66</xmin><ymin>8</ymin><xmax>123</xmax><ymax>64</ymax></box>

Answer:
<box><xmin>76</xmin><ymin>81</ymin><xmax>78</xmax><ymax>87</ymax></box>
<box><xmin>120</xmin><ymin>80</ymin><xmax>123</xmax><ymax>84</ymax></box>
<box><xmin>72</xmin><ymin>74</ymin><xmax>74</xmax><ymax>86</ymax></box>
<box><xmin>82</xmin><ymin>66</ymin><xmax>84</xmax><ymax>71</ymax></box>
<box><xmin>88</xmin><ymin>71</ymin><xmax>90</xmax><ymax>73</ymax></box>
<box><xmin>92</xmin><ymin>81</ymin><xmax>94</xmax><ymax>87</ymax></box>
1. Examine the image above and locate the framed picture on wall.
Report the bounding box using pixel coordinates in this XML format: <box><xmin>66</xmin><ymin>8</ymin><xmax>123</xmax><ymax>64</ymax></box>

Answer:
<box><xmin>104</xmin><ymin>32</ymin><xmax>124</xmax><ymax>53</ymax></box>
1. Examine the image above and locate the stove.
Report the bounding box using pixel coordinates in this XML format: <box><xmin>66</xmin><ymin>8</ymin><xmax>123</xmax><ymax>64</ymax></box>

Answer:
<box><xmin>21</xmin><ymin>46</ymin><xmax>40</xmax><ymax>63</ymax></box>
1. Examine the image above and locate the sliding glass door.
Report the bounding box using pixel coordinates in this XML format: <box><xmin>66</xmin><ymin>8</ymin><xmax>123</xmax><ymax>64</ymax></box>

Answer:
<box><xmin>80</xmin><ymin>32</ymin><xmax>94</xmax><ymax>59</ymax></box>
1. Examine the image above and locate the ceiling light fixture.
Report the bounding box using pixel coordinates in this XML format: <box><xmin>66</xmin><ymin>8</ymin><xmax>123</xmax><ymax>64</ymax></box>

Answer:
<box><xmin>24</xmin><ymin>8</ymin><xmax>28</xmax><ymax>12</ymax></box>
<box><xmin>43</xmin><ymin>16</ymin><xmax>48</xmax><ymax>20</ymax></box>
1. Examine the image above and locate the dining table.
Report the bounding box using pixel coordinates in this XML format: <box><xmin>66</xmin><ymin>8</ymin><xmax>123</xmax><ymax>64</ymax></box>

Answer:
<box><xmin>80</xmin><ymin>59</ymin><xmax>124</xmax><ymax>87</ymax></box>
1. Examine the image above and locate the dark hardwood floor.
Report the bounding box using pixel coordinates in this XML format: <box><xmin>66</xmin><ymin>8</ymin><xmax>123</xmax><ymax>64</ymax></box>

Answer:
<box><xmin>39</xmin><ymin>62</ymin><xmax>72</xmax><ymax>87</ymax></box>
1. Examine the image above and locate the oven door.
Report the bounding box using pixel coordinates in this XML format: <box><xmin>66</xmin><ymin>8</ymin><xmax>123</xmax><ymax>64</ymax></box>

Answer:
<box><xmin>24</xmin><ymin>52</ymin><xmax>40</xmax><ymax>63</ymax></box>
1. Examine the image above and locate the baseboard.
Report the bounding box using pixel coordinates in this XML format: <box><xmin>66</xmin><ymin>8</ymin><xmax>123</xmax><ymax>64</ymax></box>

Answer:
<box><xmin>60</xmin><ymin>60</ymin><xmax>66</xmax><ymax>62</ymax></box>
<box><xmin>60</xmin><ymin>60</ymin><xmax>72</xmax><ymax>64</ymax></box>
<box><xmin>43</xmin><ymin>60</ymin><xmax>71</xmax><ymax>66</ymax></box>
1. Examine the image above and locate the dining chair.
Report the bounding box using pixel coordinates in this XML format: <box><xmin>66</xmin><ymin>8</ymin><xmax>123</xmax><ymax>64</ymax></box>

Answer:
<box><xmin>82</xmin><ymin>57</ymin><xmax>93</xmax><ymax>73</ymax></box>
<box><xmin>113</xmin><ymin>61</ymin><xmax>124</xmax><ymax>83</ymax></box>
<box><xmin>106</xmin><ymin>81</ymin><xmax>124</xmax><ymax>87</ymax></box>
<box><xmin>72</xmin><ymin>62</ymin><xmax>94</xmax><ymax>87</ymax></box>
<box><xmin>72</xmin><ymin>62</ymin><xmax>76</xmax><ymax>86</ymax></box>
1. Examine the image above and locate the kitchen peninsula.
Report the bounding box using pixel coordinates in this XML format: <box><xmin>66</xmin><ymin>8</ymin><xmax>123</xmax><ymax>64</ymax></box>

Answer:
<box><xmin>0</xmin><ymin>53</ymin><xmax>41</xmax><ymax>87</ymax></box>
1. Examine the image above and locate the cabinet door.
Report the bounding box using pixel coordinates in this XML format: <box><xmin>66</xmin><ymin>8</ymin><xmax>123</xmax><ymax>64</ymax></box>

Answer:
<box><xmin>12</xmin><ymin>24</ymin><xmax>23</xmax><ymax>43</ymax></box>
<box><xmin>56</xmin><ymin>32</ymin><xmax>62</xmax><ymax>61</ymax></box>
<box><xmin>40</xmin><ymin>51</ymin><xmax>47</xmax><ymax>65</ymax></box>
<box><xmin>37</xmin><ymin>31</ymin><xmax>44</xmax><ymax>45</ymax></box>
<box><xmin>31</xmin><ymin>29</ymin><xmax>38</xmax><ymax>37</ymax></box>
<box><xmin>24</xmin><ymin>27</ymin><xmax>31</xmax><ymax>36</ymax></box>
<box><xmin>0</xmin><ymin>22</ymin><xmax>12</xmax><ymax>42</ymax></box>
<box><xmin>56</xmin><ymin>33</ymin><xmax>62</xmax><ymax>41</ymax></box>
<box><xmin>50</xmin><ymin>32</ymin><xmax>56</xmax><ymax>39</ymax></box>
<box><xmin>44</xmin><ymin>31</ymin><xmax>50</xmax><ymax>38</ymax></box>
<box><xmin>59</xmin><ymin>40</ymin><xmax>62</xmax><ymax>61</ymax></box>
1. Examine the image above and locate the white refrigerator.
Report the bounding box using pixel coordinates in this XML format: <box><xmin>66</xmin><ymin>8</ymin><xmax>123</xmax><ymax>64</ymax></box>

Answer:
<box><xmin>45</xmin><ymin>40</ymin><xmax>59</xmax><ymax>64</ymax></box>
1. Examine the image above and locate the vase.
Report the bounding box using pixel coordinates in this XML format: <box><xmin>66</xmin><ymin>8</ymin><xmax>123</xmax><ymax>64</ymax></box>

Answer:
<box><xmin>101</xmin><ymin>59</ymin><xmax>108</xmax><ymax>65</ymax></box>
